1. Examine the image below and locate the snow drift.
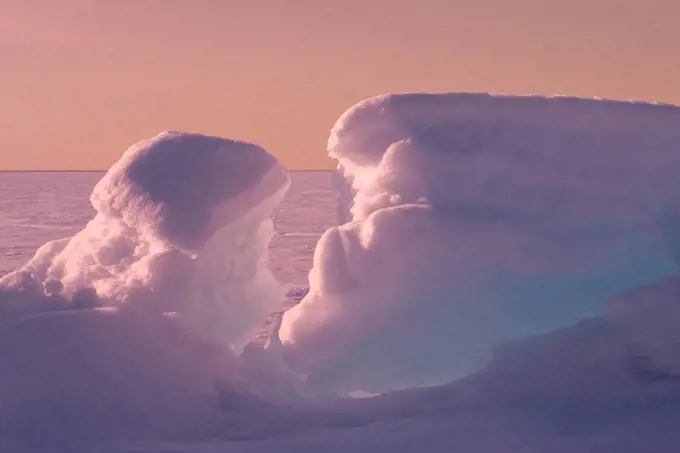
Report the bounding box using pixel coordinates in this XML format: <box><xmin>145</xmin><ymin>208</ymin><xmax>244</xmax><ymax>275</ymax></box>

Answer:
<box><xmin>280</xmin><ymin>93</ymin><xmax>680</xmax><ymax>393</ymax></box>
<box><xmin>82</xmin><ymin>275</ymin><xmax>680</xmax><ymax>453</ymax></box>
<box><xmin>0</xmin><ymin>131</ymin><xmax>290</xmax><ymax>349</ymax></box>
<box><xmin>0</xmin><ymin>308</ymin><xmax>247</xmax><ymax>451</ymax></box>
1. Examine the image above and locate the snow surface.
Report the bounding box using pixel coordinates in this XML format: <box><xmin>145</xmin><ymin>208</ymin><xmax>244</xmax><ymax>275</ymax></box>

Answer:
<box><xmin>280</xmin><ymin>93</ymin><xmax>680</xmax><ymax>393</ymax></box>
<box><xmin>0</xmin><ymin>308</ymin><xmax>243</xmax><ymax>451</ymax></box>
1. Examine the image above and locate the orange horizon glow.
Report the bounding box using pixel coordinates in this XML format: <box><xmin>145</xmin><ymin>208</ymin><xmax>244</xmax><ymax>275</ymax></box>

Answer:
<box><xmin>1</xmin><ymin>0</ymin><xmax>679</xmax><ymax>170</ymax></box>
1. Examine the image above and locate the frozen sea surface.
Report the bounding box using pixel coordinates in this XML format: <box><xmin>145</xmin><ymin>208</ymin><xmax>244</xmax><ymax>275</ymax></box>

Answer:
<box><xmin>0</xmin><ymin>171</ymin><xmax>335</xmax><ymax>288</ymax></box>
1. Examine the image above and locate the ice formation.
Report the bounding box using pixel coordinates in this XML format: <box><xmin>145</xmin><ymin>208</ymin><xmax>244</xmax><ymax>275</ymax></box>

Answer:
<box><xmin>0</xmin><ymin>131</ymin><xmax>290</xmax><ymax>349</ymax></box>
<box><xmin>3</xmin><ymin>95</ymin><xmax>680</xmax><ymax>452</ymax></box>
<box><xmin>280</xmin><ymin>93</ymin><xmax>680</xmax><ymax>393</ymax></box>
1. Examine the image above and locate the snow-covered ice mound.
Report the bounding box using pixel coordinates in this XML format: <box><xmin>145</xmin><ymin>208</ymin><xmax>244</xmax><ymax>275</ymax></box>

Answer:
<box><xmin>280</xmin><ymin>93</ymin><xmax>680</xmax><ymax>393</ymax></box>
<box><xmin>0</xmin><ymin>131</ymin><xmax>290</xmax><ymax>349</ymax></box>
<box><xmin>0</xmin><ymin>131</ymin><xmax>296</xmax><ymax>450</ymax></box>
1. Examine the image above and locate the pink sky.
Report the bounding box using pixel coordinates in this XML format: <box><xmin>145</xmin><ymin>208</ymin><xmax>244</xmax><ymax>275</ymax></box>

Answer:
<box><xmin>1</xmin><ymin>0</ymin><xmax>678</xmax><ymax>170</ymax></box>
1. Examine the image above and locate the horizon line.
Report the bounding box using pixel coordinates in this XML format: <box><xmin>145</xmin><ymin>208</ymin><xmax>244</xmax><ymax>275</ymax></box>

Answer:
<box><xmin>0</xmin><ymin>169</ymin><xmax>333</xmax><ymax>173</ymax></box>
